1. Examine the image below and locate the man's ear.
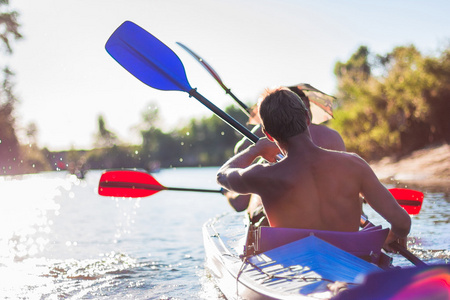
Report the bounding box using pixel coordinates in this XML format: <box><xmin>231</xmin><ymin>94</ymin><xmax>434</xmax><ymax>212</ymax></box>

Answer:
<box><xmin>306</xmin><ymin>111</ymin><xmax>311</xmax><ymax>126</ymax></box>
<box><xmin>263</xmin><ymin>128</ymin><xmax>275</xmax><ymax>142</ymax></box>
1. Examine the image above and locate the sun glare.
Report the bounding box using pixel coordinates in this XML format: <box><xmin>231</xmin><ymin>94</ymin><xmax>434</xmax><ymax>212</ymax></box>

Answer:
<box><xmin>0</xmin><ymin>175</ymin><xmax>64</xmax><ymax>263</ymax></box>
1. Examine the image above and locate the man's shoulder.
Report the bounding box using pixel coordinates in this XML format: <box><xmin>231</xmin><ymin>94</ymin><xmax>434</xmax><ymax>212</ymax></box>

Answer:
<box><xmin>311</xmin><ymin>124</ymin><xmax>338</xmax><ymax>134</ymax></box>
<box><xmin>310</xmin><ymin>124</ymin><xmax>346</xmax><ymax>151</ymax></box>
<box><xmin>325</xmin><ymin>149</ymin><xmax>366</xmax><ymax>165</ymax></box>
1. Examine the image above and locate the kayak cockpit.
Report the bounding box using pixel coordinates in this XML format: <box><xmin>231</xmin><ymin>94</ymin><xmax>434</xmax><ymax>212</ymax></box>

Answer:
<box><xmin>243</xmin><ymin>224</ymin><xmax>393</xmax><ymax>269</ymax></box>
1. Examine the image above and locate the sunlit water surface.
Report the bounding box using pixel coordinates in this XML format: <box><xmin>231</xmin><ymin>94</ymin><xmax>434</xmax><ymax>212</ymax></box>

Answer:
<box><xmin>0</xmin><ymin>168</ymin><xmax>448</xmax><ymax>299</ymax></box>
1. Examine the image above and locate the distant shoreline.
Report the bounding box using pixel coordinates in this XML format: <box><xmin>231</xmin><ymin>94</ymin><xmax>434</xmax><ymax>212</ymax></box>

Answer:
<box><xmin>369</xmin><ymin>143</ymin><xmax>450</xmax><ymax>189</ymax></box>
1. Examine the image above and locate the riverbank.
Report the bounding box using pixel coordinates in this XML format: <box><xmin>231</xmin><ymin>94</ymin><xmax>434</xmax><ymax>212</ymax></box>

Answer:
<box><xmin>369</xmin><ymin>143</ymin><xmax>450</xmax><ymax>189</ymax></box>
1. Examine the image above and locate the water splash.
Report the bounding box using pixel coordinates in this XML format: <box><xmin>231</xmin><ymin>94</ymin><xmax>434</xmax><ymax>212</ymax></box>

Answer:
<box><xmin>45</xmin><ymin>251</ymin><xmax>139</xmax><ymax>280</ymax></box>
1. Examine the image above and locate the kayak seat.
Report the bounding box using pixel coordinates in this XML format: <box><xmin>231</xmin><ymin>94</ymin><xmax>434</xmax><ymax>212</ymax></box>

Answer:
<box><xmin>255</xmin><ymin>226</ymin><xmax>389</xmax><ymax>266</ymax></box>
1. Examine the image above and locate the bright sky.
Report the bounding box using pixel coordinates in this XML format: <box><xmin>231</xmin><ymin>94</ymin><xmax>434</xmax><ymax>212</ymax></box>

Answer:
<box><xmin>8</xmin><ymin>0</ymin><xmax>450</xmax><ymax>151</ymax></box>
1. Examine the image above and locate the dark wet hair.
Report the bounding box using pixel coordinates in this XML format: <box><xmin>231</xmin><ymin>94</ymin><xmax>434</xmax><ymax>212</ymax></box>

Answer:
<box><xmin>258</xmin><ymin>87</ymin><xmax>308</xmax><ymax>144</ymax></box>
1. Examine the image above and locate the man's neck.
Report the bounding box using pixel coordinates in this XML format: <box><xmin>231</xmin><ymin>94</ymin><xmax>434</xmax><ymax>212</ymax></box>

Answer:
<box><xmin>280</xmin><ymin>131</ymin><xmax>317</xmax><ymax>156</ymax></box>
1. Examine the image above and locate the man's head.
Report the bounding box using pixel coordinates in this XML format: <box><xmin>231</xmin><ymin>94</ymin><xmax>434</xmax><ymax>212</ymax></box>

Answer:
<box><xmin>258</xmin><ymin>87</ymin><xmax>309</xmax><ymax>144</ymax></box>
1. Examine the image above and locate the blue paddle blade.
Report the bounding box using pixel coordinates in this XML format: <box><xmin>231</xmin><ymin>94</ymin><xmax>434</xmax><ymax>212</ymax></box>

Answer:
<box><xmin>105</xmin><ymin>21</ymin><xmax>192</xmax><ymax>92</ymax></box>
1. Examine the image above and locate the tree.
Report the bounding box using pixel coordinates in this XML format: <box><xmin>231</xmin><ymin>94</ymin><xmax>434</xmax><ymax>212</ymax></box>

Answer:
<box><xmin>334</xmin><ymin>46</ymin><xmax>371</xmax><ymax>85</ymax></box>
<box><xmin>137</xmin><ymin>103</ymin><xmax>247</xmax><ymax>169</ymax></box>
<box><xmin>423</xmin><ymin>47</ymin><xmax>450</xmax><ymax>143</ymax></box>
<box><xmin>0</xmin><ymin>0</ymin><xmax>22</xmax><ymax>54</ymax></box>
<box><xmin>0</xmin><ymin>67</ymin><xmax>20</xmax><ymax>174</ymax></box>
<box><xmin>331</xmin><ymin>44</ymin><xmax>450</xmax><ymax>160</ymax></box>
<box><xmin>0</xmin><ymin>1</ymin><xmax>22</xmax><ymax>174</ymax></box>
<box><xmin>174</xmin><ymin>105</ymin><xmax>248</xmax><ymax>166</ymax></box>
<box><xmin>94</xmin><ymin>115</ymin><xmax>119</xmax><ymax>148</ymax></box>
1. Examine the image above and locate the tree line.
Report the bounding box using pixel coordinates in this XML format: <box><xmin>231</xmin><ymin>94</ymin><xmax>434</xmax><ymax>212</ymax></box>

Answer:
<box><xmin>1</xmin><ymin>1</ymin><xmax>449</xmax><ymax>175</ymax></box>
<box><xmin>331</xmin><ymin>45</ymin><xmax>450</xmax><ymax>160</ymax></box>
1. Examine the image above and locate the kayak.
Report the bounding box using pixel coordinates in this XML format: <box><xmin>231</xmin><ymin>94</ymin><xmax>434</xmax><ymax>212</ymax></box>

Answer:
<box><xmin>203</xmin><ymin>213</ymin><xmax>450</xmax><ymax>299</ymax></box>
<box><xmin>202</xmin><ymin>212</ymin><xmax>393</xmax><ymax>299</ymax></box>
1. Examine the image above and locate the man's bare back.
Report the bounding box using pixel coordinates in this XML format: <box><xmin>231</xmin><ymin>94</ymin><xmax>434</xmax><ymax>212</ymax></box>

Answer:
<box><xmin>224</xmin><ymin>135</ymin><xmax>365</xmax><ymax>231</ymax></box>
<box><xmin>227</xmin><ymin>123</ymin><xmax>346</xmax><ymax>220</ymax></box>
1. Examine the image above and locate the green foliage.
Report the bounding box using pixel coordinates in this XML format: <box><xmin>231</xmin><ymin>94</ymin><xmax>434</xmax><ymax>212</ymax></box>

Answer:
<box><xmin>81</xmin><ymin>104</ymin><xmax>248</xmax><ymax>171</ymax></box>
<box><xmin>176</xmin><ymin>106</ymin><xmax>244</xmax><ymax>167</ymax></box>
<box><xmin>139</xmin><ymin>105</ymin><xmax>248</xmax><ymax>169</ymax></box>
<box><xmin>86</xmin><ymin>145</ymin><xmax>142</xmax><ymax>170</ymax></box>
<box><xmin>331</xmin><ymin>44</ymin><xmax>450</xmax><ymax>160</ymax></box>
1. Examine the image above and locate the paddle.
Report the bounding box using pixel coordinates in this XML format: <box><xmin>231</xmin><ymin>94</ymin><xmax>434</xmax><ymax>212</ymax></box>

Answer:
<box><xmin>359</xmin><ymin>188</ymin><xmax>423</xmax><ymax>219</ymax></box>
<box><xmin>98</xmin><ymin>170</ymin><xmax>221</xmax><ymax>198</ymax></box>
<box><xmin>105</xmin><ymin>21</ymin><xmax>424</xmax><ymax>265</ymax></box>
<box><xmin>105</xmin><ymin>21</ymin><xmax>258</xmax><ymax>144</ymax></box>
<box><xmin>360</xmin><ymin>214</ymin><xmax>427</xmax><ymax>267</ymax></box>
<box><xmin>176</xmin><ymin>42</ymin><xmax>251</xmax><ymax>117</ymax></box>
<box><xmin>388</xmin><ymin>188</ymin><xmax>423</xmax><ymax>215</ymax></box>
<box><xmin>100</xmin><ymin>169</ymin><xmax>422</xmax><ymax>214</ymax></box>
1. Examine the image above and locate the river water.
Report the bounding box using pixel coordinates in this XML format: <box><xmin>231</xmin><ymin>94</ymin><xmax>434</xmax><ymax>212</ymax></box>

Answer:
<box><xmin>0</xmin><ymin>167</ymin><xmax>448</xmax><ymax>299</ymax></box>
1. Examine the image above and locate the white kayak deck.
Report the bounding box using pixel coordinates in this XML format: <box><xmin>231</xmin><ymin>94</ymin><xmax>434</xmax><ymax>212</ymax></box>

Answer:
<box><xmin>203</xmin><ymin>212</ymin><xmax>384</xmax><ymax>300</ymax></box>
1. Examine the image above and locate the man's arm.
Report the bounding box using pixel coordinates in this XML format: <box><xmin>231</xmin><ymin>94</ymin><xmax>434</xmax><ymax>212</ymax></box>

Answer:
<box><xmin>358</xmin><ymin>158</ymin><xmax>411</xmax><ymax>251</ymax></box>
<box><xmin>221</xmin><ymin>189</ymin><xmax>252</xmax><ymax>212</ymax></box>
<box><xmin>227</xmin><ymin>126</ymin><xmax>270</xmax><ymax>211</ymax></box>
<box><xmin>217</xmin><ymin>138</ymin><xmax>279</xmax><ymax>194</ymax></box>
<box><xmin>217</xmin><ymin>144</ymin><xmax>262</xmax><ymax>194</ymax></box>
<box><xmin>234</xmin><ymin>124</ymin><xmax>264</xmax><ymax>154</ymax></box>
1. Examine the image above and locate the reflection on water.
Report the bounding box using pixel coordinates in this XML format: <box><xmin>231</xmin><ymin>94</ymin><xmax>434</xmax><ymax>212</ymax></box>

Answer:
<box><xmin>0</xmin><ymin>173</ymin><xmax>64</xmax><ymax>263</ymax></box>
<box><xmin>0</xmin><ymin>169</ymin><xmax>448</xmax><ymax>299</ymax></box>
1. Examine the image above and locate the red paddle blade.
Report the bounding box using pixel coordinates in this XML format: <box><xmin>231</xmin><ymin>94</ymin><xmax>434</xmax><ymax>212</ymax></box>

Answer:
<box><xmin>389</xmin><ymin>188</ymin><xmax>424</xmax><ymax>215</ymax></box>
<box><xmin>98</xmin><ymin>170</ymin><xmax>165</xmax><ymax>198</ymax></box>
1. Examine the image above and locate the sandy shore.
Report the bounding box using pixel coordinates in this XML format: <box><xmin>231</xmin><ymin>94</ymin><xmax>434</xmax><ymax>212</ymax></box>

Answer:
<box><xmin>369</xmin><ymin>143</ymin><xmax>450</xmax><ymax>189</ymax></box>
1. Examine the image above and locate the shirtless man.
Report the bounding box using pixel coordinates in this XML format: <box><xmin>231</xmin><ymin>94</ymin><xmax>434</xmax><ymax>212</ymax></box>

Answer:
<box><xmin>216</xmin><ymin>87</ymin><xmax>411</xmax><ymax>250</ymax></box>
<box><xmin>225</xmin><ymin>85</ymin><xmax>345</xmax><ymax>213</ymax></box>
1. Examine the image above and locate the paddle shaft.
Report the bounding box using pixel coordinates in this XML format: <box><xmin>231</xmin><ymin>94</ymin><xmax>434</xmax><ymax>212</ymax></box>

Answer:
<box><xmin>189</xmin><ymin>88</ymin><xmax>258</xmax><ymax>143</ymax></box>
<box><xmin>360</xmin><ymin>215</ymin><xmax>427</xmax><ymax>267</ymax></box>
<box><xmin>388</xmin><ymin>243</ymin><xmax>427</xmax><ymax>267</ymax></box>
<box><xmin>100</xmin><ymin>181</ymin><xmax>222</xmax><ymax>194</ymax></box>
<box><xmin>176</xmin><ymin>42</ymin><xmax>251</xmax><ymax>117</ymax></box>
<box><xmin>223</xmin><ymin>88</ymin><xmax>250</xmax><ymax>116</ymax></box>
